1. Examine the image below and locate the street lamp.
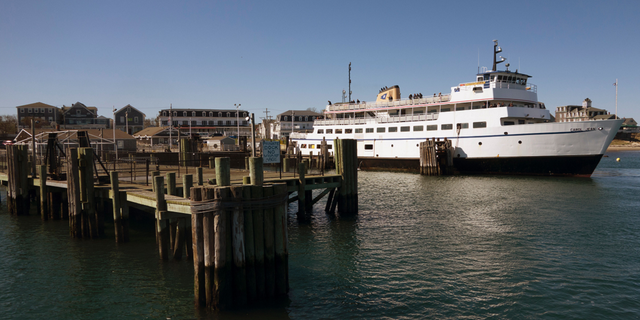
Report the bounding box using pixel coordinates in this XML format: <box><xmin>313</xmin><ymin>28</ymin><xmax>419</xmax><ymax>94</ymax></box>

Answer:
<box><xmin>234</xmin><ymin>103</ymin><xmax>241</xmax><ymax>146</ymax></box>
<box><xmin>113</xmin><ymin>107</ymin><xmax>118</xmax><ymax>161</ymax></box>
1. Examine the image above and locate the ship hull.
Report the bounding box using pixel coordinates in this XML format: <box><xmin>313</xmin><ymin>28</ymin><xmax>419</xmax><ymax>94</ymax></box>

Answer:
<box><xmin>356</xmin><ymin>154</ymin><xmax>603</xmax><ymax>176</ymax></box>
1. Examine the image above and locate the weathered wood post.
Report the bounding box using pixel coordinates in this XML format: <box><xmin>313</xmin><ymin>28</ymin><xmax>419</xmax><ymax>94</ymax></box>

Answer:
<box><xmin>166</xmin><ymin>172</ymin><xmax>177</xmax><ymax>196</ymax></box>
<box><xmin>242</xmin><ymin>185</ymin><xmax>257</xmax><ymax>302</ymax></box>
<box><xmin>230</xmin><ymin>186</ymin><xmax>247</xmax><ymax>306</ymax></box>
<box><xmin>67</xmin><ymin>148</ymin><xmax>82</xmax><ymax>237</ymax></box>
<box><xmin>215</xmin><ymin>157</ymin><xmax>231</xmax><ymax>186</ymax></box>
<box><xmin>215</xmin><ymin>186</ymin><xmax>232</xmax><ymax>309</ymax></box>
<box><xmin>297</xmin><ymin>162</ymin><xmax>308</xmax><ymax>220</ymax></box>
<box><xmin>197</xmin><ymin>167</ymin><xmax>204</xmax><ymax>186</ymax></box>
<box><xmin>110</xmin><ymin>171</ymin><xmax>130</xmax><ymax>242</ymax></box>
<box><xmin>334</xmin><ymin>139</ymin><xmax>358</xmax><ymax>216</ymax></box>
<box><xmin>263</xmin><ymin>185</ymin><xmax>275</xmax><ymax>298</ymax></box>
<box><xmin>273</xmin><ymin>183</ymin><xmax>289</xmax><ymax>296</ymax></box>
<box><xmin>249</xmin><ymin>157</ymin><xmax>263</xmax><ymax>186</ymax></box>
<box><xmin>79</xmin><ymin>147</ymin><xmax>101</xmax><ymax>237</ymax></box>
<box><xmin>7</xmin><ymin>145</ymin><xmax>30</xmax><ymax>215</ymax></box>
<box><xmin>155</xmin><ymin>175</ymin><xmax>169</xmax><ymax>260</ymax></box>
<box><xmin>191</xmin><ymin>187</ymin><xmax>206</xmax><ymax>307</ymax></box>
<box><xmin>251</xmin><ymin>185</ymin><xmax>266</xmax><ymax>299</ymax></box>
<box><xmin>209</xmin><ymin>157</ymin><xmax>215</xmax><ymax>169</ymax></box>
<box><xmin>38</xmin><ymin>165</ymin><xmax>48</xmax><ymax>220</ymax></box>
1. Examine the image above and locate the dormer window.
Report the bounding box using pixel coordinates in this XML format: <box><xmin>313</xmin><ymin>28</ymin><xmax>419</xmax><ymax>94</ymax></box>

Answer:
<box><xmin>183</xmin><ymin>111</ymin><xmax>187</xmax><ymax>117</ymax></box>
<box><xmin>209</xmin><ymin>112</ymin><xmax>213</xmax><ymax>117</ymax></box>
<box><xmin>192</xmin><ymin>111</ymin><xmax>196</xmax><ymax>117</ymax></box>
<box><xmin>163</xmin><ymin>111</ymin><xmax>167</xmax><ymax>116</ymax></box>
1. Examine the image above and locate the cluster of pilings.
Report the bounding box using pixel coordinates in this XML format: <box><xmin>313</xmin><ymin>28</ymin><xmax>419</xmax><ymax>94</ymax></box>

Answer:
<box><xmin>190</xmin><ymin>157</ymin><xmax>289</xmax><ymax>310</ymax></box>
<box><xmin>419</xmin><ymin>138</ymin><xmax>454</xmax><ymax>175</ymax></box>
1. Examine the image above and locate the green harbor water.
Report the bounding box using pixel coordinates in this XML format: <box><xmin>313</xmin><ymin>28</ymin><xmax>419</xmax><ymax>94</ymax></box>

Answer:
<box><xmin>2</xmin><ymin>151</ymin><xmax>640</xmax><ymax>319</ymax></box>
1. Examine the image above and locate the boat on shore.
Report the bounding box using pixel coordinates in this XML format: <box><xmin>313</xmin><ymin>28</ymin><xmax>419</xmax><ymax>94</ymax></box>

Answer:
<box><xmin>291</xmin><ymin>41</ymin><xmax>622</xmax><ymax>176</ymax></box>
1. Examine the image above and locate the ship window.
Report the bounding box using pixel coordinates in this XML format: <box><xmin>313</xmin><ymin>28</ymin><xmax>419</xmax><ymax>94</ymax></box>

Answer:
<box><xmin>441</xmin><ymin>108</ymin><xmax>451</xmax><ymax>112</ymax></box>
<box><xmin>366</xmin><ymin>128</ymin><xmax>374</xmax><ymax>133</ymax></box>
<box><xmin>317</xmin><ymin>129</ymin><xmax>324</xmax><ymax>134</ymax></box>
<box><xmin>518</xmin><ymin>120</ymin><xmax>525</xmax><ymax>124</ymax></box>
<box><xmin>473</xmin><ymin>121</ymin><xmax>487</xmax><ymax>128</ymax></box>
<box><xmin>441</xmin><ymin>124</ymin><xmax>453</xmax><ymax>130</ymax></box>
<box><xmin>457</xmin><ymin>123</ymin><xmax>469</xmax><ymax>129</ymax></box>
<box><xmin>335</xmin><ymin>129</ymin><xmax>342</xmax><ymax>134</ymax></box>
<box><xmin>364</xmin><ymin>144</ymin><xmax>373</xmax><ymax>150</ymax></box>
<box><xmin>490</xmin><ymin>75</ymin><xmax>495</xmax><ymax>81</ymax></box>
<box><xmin>427</xmin><ymin>125</ymin><xmax>437</xmax><ymax>131</ymax></box>
<box><xmin>345</xmin><ymin>128</ymin><xmax>353</xmax><ymax>134</ymax></box>
<box><xmin>355</xmin><ymin>128</ymin><xmax>363</xmax><ymax>133</ymax></box>
<box><xmin>326</xmin><ymin>129</ymin><xmax>333</xmax><ymax>134</ymax></box>
<box><xmin>503</xmin><ymin>121</ymin><xmax>515</xmax><ymax>125</ymax></box>
<box><xmin>328</xmin><ymin>145</ymin><xmax>332</xmax><ymax>149</ymax></box>
<box><xmin>301</xmin><ymin>144</ymin><xmax>307</xmax><ymax>148</ymax></box>
<box><xmin>310</xmin><ymin>144</ymin><xmax>315</xmax><ymax>149</ymax></box>
<box><xmin>400</xmin><ymin>126</ymin><xmax>410</xmax><ymax>132</ymax></box>
<box><xmin>497</xmin><ymin>75</ymin><xmax>503</xmax><ymax>81</ymax></box>
<box><xmin>413</xmin><ymin>125</ymin><xmax>424</xmax><ymax>131</ymax></box>
<box><xmin>377</xmin><ymin>127</ymin><xmax>385</xmax><ymax>133</ymax></box>
<box><xmin>388</xmin><ymin>127</ymin><xmax>397</xmax><ymax>132</ymax></box>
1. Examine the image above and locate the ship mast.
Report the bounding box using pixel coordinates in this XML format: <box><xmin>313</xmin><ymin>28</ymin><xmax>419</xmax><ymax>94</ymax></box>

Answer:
<box><xmin>492</xmin><ymin>40</ymin><xmax>505</xmax><ymax>71</ymax></box>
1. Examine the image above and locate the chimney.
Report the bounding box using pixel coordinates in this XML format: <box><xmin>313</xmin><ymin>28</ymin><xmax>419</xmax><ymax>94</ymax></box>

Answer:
<box><xmin>582</xmin><ymin>98</ymin><xmax>592</xmax><ymax>108</ymax></box>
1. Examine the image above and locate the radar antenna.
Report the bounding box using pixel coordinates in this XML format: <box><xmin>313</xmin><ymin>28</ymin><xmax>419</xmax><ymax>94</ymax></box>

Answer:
<box><xmin>492</xmin><ymin>40</ymin><xmax>506</xmax><ymax>71</ymax></box>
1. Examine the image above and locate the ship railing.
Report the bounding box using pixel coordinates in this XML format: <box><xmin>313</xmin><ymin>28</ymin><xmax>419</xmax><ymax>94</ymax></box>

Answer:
<box><xmin>377</xmin><ymin>113</ymin><xmax>438</xmax><ymax>123</ymax></box>
<box><xmin>314</xmin><ymin>118</ymin><xmax>370</xmax><ymax>126</ymax></box>
<box><xmin>327</xmin><ymin>96</ymin><xmax>452</xmax><ymax>112</ymax></box>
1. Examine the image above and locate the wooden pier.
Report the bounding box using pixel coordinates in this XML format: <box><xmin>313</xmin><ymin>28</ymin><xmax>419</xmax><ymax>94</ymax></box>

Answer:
<box><xmin>0</xmin><ymin>138</ymin><xmax>358</xmax><ymax>310</ymax></box>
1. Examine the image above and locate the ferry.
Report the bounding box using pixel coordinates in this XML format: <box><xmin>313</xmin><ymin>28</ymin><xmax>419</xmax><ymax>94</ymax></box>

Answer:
<box><xmin>291</xmin><ymin>41</ymin><xmax>622</xmax><ymax>176</ymax></box>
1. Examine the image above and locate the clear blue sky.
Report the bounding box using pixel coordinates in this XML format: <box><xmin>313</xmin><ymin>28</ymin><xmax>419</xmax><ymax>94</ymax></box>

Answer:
<box><xmin>1</xmin><ymin>0</ymin><xmax>639</xmax><ymax>122</ymax></box>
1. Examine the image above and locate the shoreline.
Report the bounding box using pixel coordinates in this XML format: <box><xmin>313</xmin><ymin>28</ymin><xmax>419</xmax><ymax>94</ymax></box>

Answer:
<box><xmin>606</xmin><ymin>145</ymin><xmax>640</xmax><ymax>152</ymax></box>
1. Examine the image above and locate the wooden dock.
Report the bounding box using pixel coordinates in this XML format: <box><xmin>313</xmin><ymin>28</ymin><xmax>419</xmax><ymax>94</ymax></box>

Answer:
<box><xmin>0</xmin><ymin>138</ymin><xmax>359</xmax><ymax>310</ymax></box>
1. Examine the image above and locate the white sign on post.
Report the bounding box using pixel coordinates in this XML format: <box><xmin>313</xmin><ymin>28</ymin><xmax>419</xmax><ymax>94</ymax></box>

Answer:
<box><xmin>262</xmin><ymin>141</ymin><xmax>281</xmax><ymax>164</ymax></box>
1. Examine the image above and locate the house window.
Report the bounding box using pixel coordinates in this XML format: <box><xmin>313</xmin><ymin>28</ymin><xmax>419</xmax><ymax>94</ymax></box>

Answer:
<box><xmin>377</xmin><ymin>127</ymin><xmax>385</xmax><ymax>133</ymax></box>
<box><xmin>49</xmin><ymin>117</ymin><xmax>53</xmax><ymax>122</ymax></box>
<box><xmin>226</xmin><ymin>121</ymin><xmax>231</xmax><ymax>125</ymax></box>
<box><xmin>40</xmin><ymin>108</ymin><xmax>45</xmax><ymax>113</ymax></box>
<box><xmin>183</xmin><ymin>112</ymin><xmax>187</xmax><ymax>117</ymax></box>
<box><xmin>20</xmin><ymin>109</ymin><xmax>24</xmax><ymax>113</ymax></box>
<box><xmin>473</xmin><ymin>121</ymin><xmax>487</xmax><ymax>128</ymax></box>
<box><xmin>163</xmin><ymin>111</ymin><xmax>168</xmax><ymax>116</ymax></box>
<box><xmin>192</xmin><ymin>111</ymin><xmax>196</xmax><ymax>117</ymax></box>
<box><xmin>134</xmin><ymin>117</ymin><xmax>139</xmax><ymax>123</ymax></box>
<box><xmin>209</xmin><ymin>121</ymin><xmax>214</xmax><ymax>125</ymax></box>
<box><xmin>28</xmin><ymin>108</ymin><xmax>32</xmax><ymax>113</ymax></box>
<box><xmin>48</xmin><ymin>108</ymin><xmax>52</xmax><ymax>113</ymax></box>
<box><xmin>441</xmin><ymin>124</ymin><xmax>453</xmax><ymax>130</ymax></box>
<box><xmin>191</xmin><ymin>121</ymin><xmax>196</xmax><ymax>126</ymax></box>
<box><xmin>227</xmin><ymin>112</ymin><xmax>231</xmax><ymax>117</ymax></box>
<box><xmin>162</xmin><ymin>121</ymin><xmax>168</xmax><ymax>126</ymax></box>
<box><xmin>414</xmin><ymin>125</ymin><xmax>424</xmax><ymax>131</ymax></box>
<box><xmin>120</xmin><ymin>116</ymin><xmax>125</xmax><ymax>123</ymax></box>
<box><xmin>183</xmin><ymin>121</ymin><xmax>188</xmax><ymax>125</ymax></box>
<box><xmin>219</xmin><ymin>121</ymin><xmax>223</xmax><ymax>125</ymax></box>
<box><xmin>400</xmin><ymin>126</ymin><xmax>410</xmax><ymax>132</ymax></box>
<box><xmin>209</xmin><ymin>112</ymin><xmax>213</xmax><ymax>117</ymax></box>
<box><xmin>76</xmin><ymin>110</ymin><xmax>81</xmax><ymax>115</ymax></box>
<box><xmin>355</xmin><ymin>128</ymin><xmax>363</xmax><ymax>133</ymax></box>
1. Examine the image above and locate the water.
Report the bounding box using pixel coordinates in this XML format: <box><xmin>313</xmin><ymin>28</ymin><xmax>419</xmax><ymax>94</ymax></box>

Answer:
<box><xmin>2</xmin><ymin>151</ymin><xmax>640</xmax><ymax>319</ymax></box>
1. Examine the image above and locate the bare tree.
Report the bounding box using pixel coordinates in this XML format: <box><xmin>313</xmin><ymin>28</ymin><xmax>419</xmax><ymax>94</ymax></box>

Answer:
<box><xmin>0</xmin><ymin>115</ymin><xmax>18</xmax><ymax>134</ymax></box>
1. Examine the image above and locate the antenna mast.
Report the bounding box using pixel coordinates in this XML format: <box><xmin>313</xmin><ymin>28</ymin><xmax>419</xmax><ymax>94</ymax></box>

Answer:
<box><xmin>348</xmin><ymin>62</ymin><xmax>352</xmax><ymax>102</ymax></box>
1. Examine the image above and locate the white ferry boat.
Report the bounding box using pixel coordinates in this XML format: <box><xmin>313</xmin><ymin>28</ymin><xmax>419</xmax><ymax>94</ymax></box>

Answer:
<box><xmin>291</xmin><ymin>41</ymin><xmax>622</xmax><ymax>176</ymax></box>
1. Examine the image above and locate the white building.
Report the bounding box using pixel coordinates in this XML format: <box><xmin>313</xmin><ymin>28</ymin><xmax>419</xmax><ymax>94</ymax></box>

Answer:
<box><xmin>272</xmin><ymin>110</ymin><xmax>322</xmax><ymax>139</ymax></box>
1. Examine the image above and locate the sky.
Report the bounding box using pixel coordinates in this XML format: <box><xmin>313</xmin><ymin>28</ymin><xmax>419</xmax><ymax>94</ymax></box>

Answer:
<box><xmin>1</xmin><ymin>0</ymin><xmax>639</xmax><ymax>123</ymax></box>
